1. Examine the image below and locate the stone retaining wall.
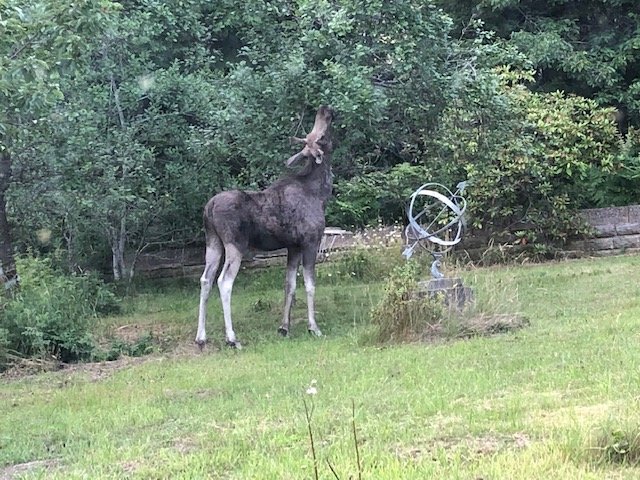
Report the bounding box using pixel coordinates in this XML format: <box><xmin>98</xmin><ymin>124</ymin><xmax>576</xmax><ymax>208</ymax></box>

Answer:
<box><xmin>132</xmin><ymin>205</ymin><xmax>640</xmax><ymax>278</ymax></box>
<box><xmin>567</xmin><ymin>205</ymin><xmax>640</xmax><ymax>256</ymax></box>
<box><xmin>132</xmin><ymin>228</ymin><xmax>357</xmax><ymax>279</ymax></box>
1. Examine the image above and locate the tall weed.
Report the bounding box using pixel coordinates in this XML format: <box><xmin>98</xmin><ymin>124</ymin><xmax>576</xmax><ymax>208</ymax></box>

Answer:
<box><xmin>370</xmin><ymin>261</ymin><xmax>446</xmax><ymax>343</ymax></box>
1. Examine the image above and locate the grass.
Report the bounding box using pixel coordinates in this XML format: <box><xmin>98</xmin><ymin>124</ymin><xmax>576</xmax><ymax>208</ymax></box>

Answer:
<box><xmin>2</xmin><ymin>252</ymin><xmax>640</xmax><ymax>478</ymax></box>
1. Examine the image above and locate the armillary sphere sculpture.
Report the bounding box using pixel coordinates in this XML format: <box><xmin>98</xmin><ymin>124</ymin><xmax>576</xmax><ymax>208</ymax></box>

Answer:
<box><xmin>402</xmin><ymin>181</ymin><xmax>468</xmax><ymax>278</ymax></box>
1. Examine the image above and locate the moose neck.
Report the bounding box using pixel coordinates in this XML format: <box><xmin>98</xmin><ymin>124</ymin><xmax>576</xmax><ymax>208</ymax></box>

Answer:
<box><xmin>302</xmin><ymin>156</ymin><xmax>333</xmax><ymax>201</ymax></box>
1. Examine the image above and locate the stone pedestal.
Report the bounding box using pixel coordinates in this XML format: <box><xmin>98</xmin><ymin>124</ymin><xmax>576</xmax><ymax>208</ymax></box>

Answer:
<box><xmin>415</xmin><ymin>277</ymin><xmax>474</xmax><ymax>311</ymax></box>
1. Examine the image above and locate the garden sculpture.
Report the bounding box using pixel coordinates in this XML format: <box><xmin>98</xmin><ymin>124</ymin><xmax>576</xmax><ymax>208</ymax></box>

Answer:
<box><xmin>403</xmin><ymin>181</ymin><xmax>468</xmax><ymax>278</ymax></box>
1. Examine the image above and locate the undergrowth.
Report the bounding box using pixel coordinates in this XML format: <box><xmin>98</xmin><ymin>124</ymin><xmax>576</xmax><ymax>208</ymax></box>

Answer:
<box><xmin>0</xmin><ymin>247</ymin><xmax>394</xmax><ymax>371</ymax></box>
<box><xmin>369</xmin><ymin>261</ymin><xmax>447</xmax><ymax>343</ymax></box>
<box><xmin>0</xmin><ymin>256</ymin><xmax>119</xmax><ymax>370</ymax></box>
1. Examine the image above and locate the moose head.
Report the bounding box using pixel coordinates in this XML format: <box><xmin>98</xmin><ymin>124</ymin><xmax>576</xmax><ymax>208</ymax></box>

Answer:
<box><xmin>286</xmin><ymin>105</ymin><xmax>334</xmax><ymax>166</ymax></box>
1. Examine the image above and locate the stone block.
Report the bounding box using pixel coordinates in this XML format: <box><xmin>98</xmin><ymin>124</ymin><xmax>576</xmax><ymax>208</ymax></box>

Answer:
<box><xmin>586</xmin><ymin>237</ymin><xmax>615</xmax><ymax>250</ymax></box>
<box><xmin>616</xmin><ymin>222</ymin><xmax>640</xmax><ymax>236</ymax></box>
<box><xmin>415</xmin><ymin>277</ymin><xmax>475</xmax><ymax>311</ymax></box>
<box><xmin>629</xmin><ymin>205</ymin><xmax>640</xmax><ymax>223</ymax></box>
<box><xmin>593</xmin><ymin>224</ymin><xmax>616</xmax><ymax>237</ymax></box>
<box><xmin>612</xmin><ymin>234</ymin><xmax>640</xmax><ymax>249</ymax></box>
<box><xmin>580</xmin><ymin>206</ymin><xmax>629</xmax><ymax>226</ymax></box>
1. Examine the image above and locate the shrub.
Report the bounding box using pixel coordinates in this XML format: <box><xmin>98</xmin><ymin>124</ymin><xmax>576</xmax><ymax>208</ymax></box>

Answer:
<box><xmin>0</xmin><ymin>256</ymin><xmax>119</xmax><ymax>368</ymax></box>
<box><xmin>337</xmin><ymin>246</ymin><xmax>393</xmax><ymax>281</ymax></box>
<box><xmin>430</xmin><ymin>68</ymin><xmax>620</xmax><ymax>251</ymax></box>
<box><xmin>586</xmin><ymin>127</ymin><xmax>640</xmax><ymax>207</ymax></box>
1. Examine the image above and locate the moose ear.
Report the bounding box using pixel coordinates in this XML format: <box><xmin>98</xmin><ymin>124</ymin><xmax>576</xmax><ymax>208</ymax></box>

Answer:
<box><xmin>285</xmin><ymin>150</ymin><xmax>306</xmax><ymax>167</ymax></box>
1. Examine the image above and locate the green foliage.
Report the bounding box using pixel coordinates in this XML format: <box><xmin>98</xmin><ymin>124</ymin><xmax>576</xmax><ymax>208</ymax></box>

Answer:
<box><xmin>102</xmin><ymin>333</ymin><xmax>155</xmax><ymax>361</ymax></box>
<box><xmin>370</xmin><ymin>261</ymin><xmax>445</xmax><ymax>343</ymax></box>
<box><xmin>338</xmin><ymin>248</ymin><xmax>379</xmax><ymax>281</ymax></box>
<box><xmin>327</xmin><ymin>163</ymin><xmax>437</xmax><ymax>228</ymax></box>
<box><xmin>586</xmin><ymin>127</ymin><xmax>640</xmax><ymax>207</ymax></box>
<box><xmin>323</xmin><ymin>246</ymin><xmax>393</xmax><ymax>282</ymax></box>
<box><xmin>431</xmin><ymin>68</ymin><xmax>620</xmax><ymax>248</ymax></box>
<box><xmin>438</xmin><ymin>0</ymin><xmax>640</xmax><ymax>125</ymax></box>
<box><xmin>0</xmin><ymin>0</ymin><xmax>120</xmax><ymax>289</ymax></box>
<box><xmin>0</xmin><ymin>327</ymin><xmax>9</xmax><ymax>370</ymax></box>
<box><xmin>0</xmin><ymin>0</ymin><xmax>119</xmax><ymax>134</ymax></box>
<box><xmin>0</xmin><ymin>256</ymin><xmax>118</xmax><ymax>367</ymax></box>
<box><xmin>4</xmin><ymin>0</ymin><xmax>640</xmax><ymax>276</ymax></box>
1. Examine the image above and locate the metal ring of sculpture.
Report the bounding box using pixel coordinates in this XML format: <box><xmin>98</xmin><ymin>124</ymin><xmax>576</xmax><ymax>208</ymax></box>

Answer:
<box><xmin>402</xmin><ymin>181</ymin><xmax>467</xmax><ymax>260</ymax></box>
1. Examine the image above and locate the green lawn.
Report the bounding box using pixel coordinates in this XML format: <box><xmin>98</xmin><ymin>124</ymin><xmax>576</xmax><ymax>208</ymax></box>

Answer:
<box><xmin>2</xmin><ymin>254</ymin><xmax>640</xmax><ymax>479</ymax></box>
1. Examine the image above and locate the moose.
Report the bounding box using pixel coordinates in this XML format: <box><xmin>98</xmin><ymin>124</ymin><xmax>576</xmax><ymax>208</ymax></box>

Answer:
<box><xmin>196</xmin><ymin>105</ymin><xmax>335</xmax><ymax>348</ymax></box>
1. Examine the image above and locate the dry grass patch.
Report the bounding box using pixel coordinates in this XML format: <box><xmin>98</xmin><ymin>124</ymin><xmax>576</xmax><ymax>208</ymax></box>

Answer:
<box><xmin>395</xmin><ymin>432</ymin><xmax>532</xmax><ymax>462</ymax></box>
<box><xmin>0</xmin><ymin>459</ymin><xmax>59</xmax><ymax>480</ymax></box>
<box><xmin>533</xmin><ymin>403</ymin><xmax>615</xmax><ymax>430</ymax></box>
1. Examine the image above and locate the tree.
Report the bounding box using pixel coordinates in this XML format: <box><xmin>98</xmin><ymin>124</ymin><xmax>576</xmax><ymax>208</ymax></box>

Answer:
<box><xmin>11</xmin><ymin>0</ymin><xmax>473</xmax><ymax>277</ymax></box>
<box><xmin>437</xmin><ymin>0</ymin><xmax>640</xmax><ymax>128</ymax></box>
<box><xmin>0</xmin><ymin>0</ymin><xmax>117</xmax><ymax>290</ymax></box>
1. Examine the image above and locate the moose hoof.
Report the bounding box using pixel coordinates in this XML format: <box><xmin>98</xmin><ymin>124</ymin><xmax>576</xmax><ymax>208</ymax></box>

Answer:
<box><xmin>308</xmin><ymin>328</ymin><xmax>323</xmax><ymax>337</ymax></box>
<box><xmin>277</xmin><ymin>326</ymin><xmax>289</xmax><ymax>337</ymax></box>
<box><xmin>195</xmin><ymin>339</ymin><xmax>207</xmax><ymax>351</ymax></box>
<box><xmin>226</xmin><ymin>340</ymin><xmax>242</xmax><ymax>350</ymax></box>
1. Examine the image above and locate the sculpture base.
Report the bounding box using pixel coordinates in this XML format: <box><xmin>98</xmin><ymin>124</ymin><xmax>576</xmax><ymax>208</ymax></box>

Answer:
<box><xmin>415</xmin><ymin>277</ymin><xmax>475</xmax><ymax>311</ymax></box>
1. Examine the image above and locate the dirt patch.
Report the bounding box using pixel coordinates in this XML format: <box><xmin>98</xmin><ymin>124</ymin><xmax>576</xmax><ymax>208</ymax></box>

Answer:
<box><xmin>0</xmin><ymin>336</ymin><xmax>221</xmax><ymax>384</ymax></box>
<box><xmin>108</xmin><ymin>323</ymin><xmax>174</xmax><ymax>344</ymax></box>
<box><xmin>0</xmin><ymin>354</ymin><xmax>155</xmax><ymax>383</ymax></box>
<box><xmin>457</xmin><ymin>314</ymin><xmax>530</xmax><ymax>337</ymax></box>
<box><xmin>0</xmin><ymin>459</ymin><xmax>59</xmax><ymax>480</ymax></box>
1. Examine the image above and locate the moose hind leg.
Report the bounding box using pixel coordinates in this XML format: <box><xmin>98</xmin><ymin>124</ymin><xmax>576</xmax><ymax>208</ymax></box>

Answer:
<box><xmin>196</xmin><ymin>237</ymin><xmax>223</xmax><ymax>347</ymax></box>
<box><xmin>218</xmin><ymin>244</ymin><xmax>243</xmax><ymax>348</ymax></box>
<box><xmin>302</xmin><ymin>248</ymin><xmax>322</xmax><ymax>337</ymax></box>
<box><xmin>279</xmin><ymin>248</ymin><xmax>302</xmax><ymax>337</ymax></box>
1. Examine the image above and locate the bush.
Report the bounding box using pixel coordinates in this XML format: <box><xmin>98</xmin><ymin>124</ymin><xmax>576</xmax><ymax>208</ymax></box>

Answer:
<box><xmin>0</xmin><ymin>256</ymin><xmax>119</xmax><ymax>368</ymax></box>
<box><xmin>586</xmin><ymin>127</ymin><xmax>640</xmax><ymax>207</ymax></box>
<box><xmin>429</xmin><ymin>68</ymin><xmax>620</xmax><ymax>250</ymax></box>
<box><xmin>334</xmin><ymin>246</ymin><xmax>396</xmax><ymax>282</ymax></box>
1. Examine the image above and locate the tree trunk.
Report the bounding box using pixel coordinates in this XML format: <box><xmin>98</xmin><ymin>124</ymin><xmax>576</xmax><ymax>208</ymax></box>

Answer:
<box><xmin>0</xmin><ymin>149</ymin><xmax>18</xmax><ymax>291</ymax></box>
<box><xmin>109</xmin><ymin>217</ymin><xmax>128</xmax><ymax>281</ymax></box>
